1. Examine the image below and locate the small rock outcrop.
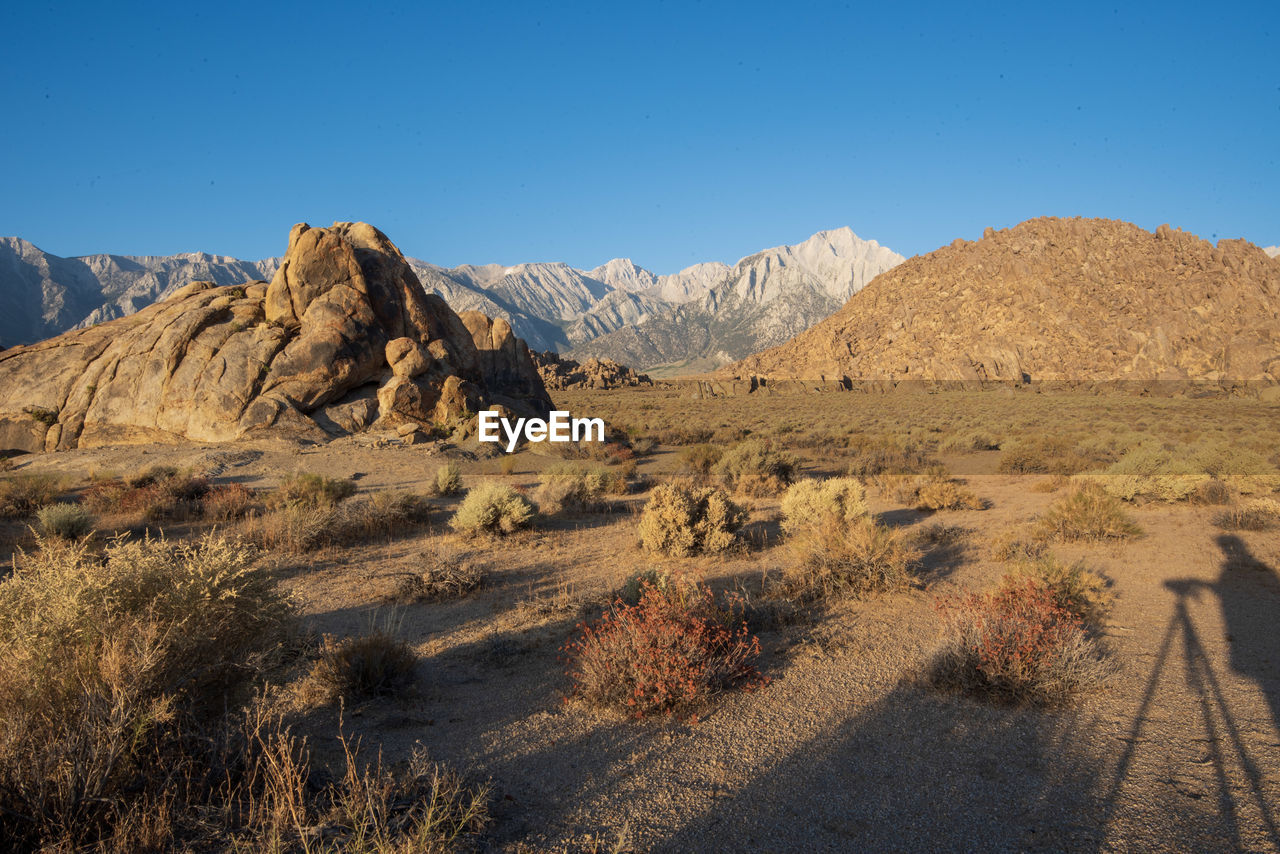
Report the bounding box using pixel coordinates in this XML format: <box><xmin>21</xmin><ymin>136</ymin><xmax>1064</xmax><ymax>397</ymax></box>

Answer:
<box><xmin>531</xmin><ymin>350</ymin><xmax>653</xmax><ymax>390</ymax></box>
<box><xmin>729</xmin><ymin>218</ymin><xmax>1280</xmax><ymax>386</ymax></box>
<box><xmin>0</xmin><ymin>222</ymin><xmax>551</xmax><ymax>452</ymax></box>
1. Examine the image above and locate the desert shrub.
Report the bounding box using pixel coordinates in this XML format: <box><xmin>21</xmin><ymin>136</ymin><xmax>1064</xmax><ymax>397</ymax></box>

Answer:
<box><xmin>202</xmin><ymin>482</ymin><xmax>257</xmax><ymax>521</ymax></box>
<box><xmin>311</xmin><ymin>630</ymin><xmax>417</xmax><ymax>700</ymax></box>
<box><xmin>0</xmin><ymin>453</ymin><xmax>14</xmax><ymax>472</ymax></box>
<box><xmin>35</xmin><ymin>502</ymin><xmax>93</xmax><ymax>539</ymax></box>
<box><xmin>638</xmin><ymin>482</ymin><xmax>746</xmax><ymax>557</ymax></box>
<box><xmin>882</xmin><ymin>471</ymin><xmax>983</xmax><ymax>511</ymax></box>
<box><xmin>450</xmin><ymin>481</ymin><xmax>534</xmax><ymax>535</ymax></box>
<box><xmin>914</xmin><ymin>477</ymin><xmax>984</xmax><ymax>511</ymax></box>
<box><xmin>714</xmin><ymin>439</ymin><xmax>799</xmax><ymax>496</ymax></box>
<box><xmin>1004</xmin><ymin>556</ymin><xmax>1114</xmax><ymax>625</ymax></box>
<box><xmin>84</xmin><ymin>468</ymin><xmax>212</xmax><ymax>522</ymax></box>
<box><xmin>0</xmin><ymin>534</ymin><xmax>290</xmax><ymax>848</ymax></box>
<box><xmin>0</xmin><ymin>473</ymin><xmax>62</xmax><ymax>518</ymax></box>
<box><xmin>243</xmin><ymin>504</ymin><xmax>334</xmax><ymax>552</ymax></box>
<box><xmin>989</xmin><ymin>530</ymin><xmax>1048</xmax><ymax>563</ymax></box>
<box><xmin>928</xmin><ymin>578</ymin><xmax>1110</xmax><ymax>705</ymax></box>
<box><xmin>246</xmin><ymin>492</ymin><xmax>431</xmax><ymax>552</ymax></box>
<box><xmin>679</xmin><ymin>443</ymin><xmax>723</xmax><ymax>478</ymax></box>
<box><xmin>630</xmin><ymin>436</ymin><xmax>657</xmax><ymax>456</ymax></box>
<box><xmin>391</xmin><ymin>547</ymin><xmax>482</xmax><ymax>602</ymax></box>
<box><xmin>564</xmin><ymin>580</ymin><xmax>764</xmax><ymax>717</ymax></box>
<box><xmin>499</xmin><ymin>454</ymin><xmax>518</xmax><ymax>476</ymax></box>
<box><xmin>1035</xmin><ymin>481</ymin><xmax>1141</xmax><ymax>542</ymax></box>
<box><xmin>533</xmin><ymin>464</ymin><xmax>624</xmax><ymax>514</ymax></box>
<box><xmin>1213</xmin><ymin>498</ymin><xmax>1280</xmax><ymax>531</ymax></box>
<box><xmin>844</xmin><ymin>435</ymin><xmax>934</xmax><ymax>477</ymax></box>
<box><xmin>1189</xmin><ymin>478</ymin><xmax>1234</xmax><ymax>505</ymax></box>
<box><xmin>938</xmin><ymin>430</ymin><xmax>1001</xmax><ymax>454</ymax></box>
<box><xmin>619</xmin><ymin>567</ymin><xmax>697</xmax><ymax>606</ymax></box>
<box><xmin>783</xmin><ymin>517</ymin><xmax>921</xmax><ymax>599</ymax></box>
<box><xmin>652</xmin><ymin>426</ymin><xmax>715</xmax><ymax>446</ymax></box>
<box><xmin>1095</xmin><ymin>439</ymin><xmax>1280</xmax><ymax>503</ymax></box>
<box><xmin>1030</xmin><ymin>474</ymin><xmax>1070</xmax><ymax>493</ymax></box>
<box><xmin>779</xmin><ymin>477</ymin><xmax>868</xmax><ymax>535</ymax></box>
<box><xmin>997</xmin><ymin>435</ymin><xmax>1111</xmax><ymax>476</ymax></box>
<box><xmin>911</xmin><ymin>522</ymin><xmax>967</xmax><ymax>549</ymax></box>
<box><xmin>434</xmin><ymin>461</ymin><xmax>464</xmax><ymax>496</ymax></box>
<box><xmin>334</xmin><ymin>491</ymin><xmax>432</xmax><ymax>539</ymax></box>
<box><xmin>268</xmin><ymin>472</ymin><xmax>356</xmax><ymax>509</ymax></box>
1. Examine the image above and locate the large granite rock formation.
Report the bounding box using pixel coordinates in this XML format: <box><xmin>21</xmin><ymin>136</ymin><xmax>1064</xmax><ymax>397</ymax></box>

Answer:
<box><xmin>729</xmin><ymin>218</ymin><xmax>1280</xmax><ymax>387</ymax></box>
<box><xmin>530</xmin><ymin>350</ymin><xmax>654</xmax><ymax>390</ymax></box>
<box><xmin>0</xmin><ymin>222</ymin><xmax>551</xmax><ymax>452</ymax></box>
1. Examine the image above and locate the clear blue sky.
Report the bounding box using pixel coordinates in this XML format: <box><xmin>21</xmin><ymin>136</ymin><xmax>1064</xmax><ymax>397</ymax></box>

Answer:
<box><xmin>3</xmin><ymin>1</ymin><xmax>1276</xmax><ymax>272</ymax></box>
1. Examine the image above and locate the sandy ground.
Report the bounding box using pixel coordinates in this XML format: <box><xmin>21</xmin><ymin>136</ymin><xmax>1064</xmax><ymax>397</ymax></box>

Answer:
<box><xmin>4</xmin><ymin>426</ymin><xmax>1279</xmax><ymax>853</ymax></box>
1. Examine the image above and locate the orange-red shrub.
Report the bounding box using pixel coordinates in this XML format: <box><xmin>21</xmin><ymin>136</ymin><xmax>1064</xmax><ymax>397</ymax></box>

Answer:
<box><xmin>929</xmin><ymin>578</ymin><xmax>1107</xmax><ymax>705</ymax></box>
<box><xmin>564</xmin><ymin>581</ymin><xmax>765</xmax><ymax>717</ymax></box>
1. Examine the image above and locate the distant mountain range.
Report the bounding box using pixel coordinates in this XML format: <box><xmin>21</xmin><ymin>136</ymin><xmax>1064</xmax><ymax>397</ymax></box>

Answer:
<box><xmin>1265</xmin><ymin>246</ymin><xmax>1279</xmax><ymax>258</ymax></box>
<box><xmin>568</xmin><ymin>229</ymin><xmax>903</xmax><ymax>373</ymax></box>
<box><xmin>0</xmin><ymin>228</ymin><xmax>903</xmax><ymax>370</ymax></box>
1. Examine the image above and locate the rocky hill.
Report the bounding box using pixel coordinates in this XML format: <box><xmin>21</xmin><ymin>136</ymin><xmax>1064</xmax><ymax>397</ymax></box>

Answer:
<box><xmin>568</xmin><ymin>228</ymin><xmax>904</xmax><ymax>372</ymax></box>
<box><xmin>730</xmin><ymin>217</ymin><xmax>1280</xmax><ymax>385</ymax></box>
<box><xmin>0</xmin><ymin>223</ymin><xmax>550</xmax><ymax>452</ymax></box>
<box><xmin>530</xmin><ymin>350</ymin><xmax>653</xmax><ymax>390</ymax></box>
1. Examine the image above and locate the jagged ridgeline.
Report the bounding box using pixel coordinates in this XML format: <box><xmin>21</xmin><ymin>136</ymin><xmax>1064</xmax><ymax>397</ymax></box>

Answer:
<box><xmin>0</xmin><ymin>222</ymin><xmax>552</xmax><ymax>452</ymax></box>
<box><xmin>730</xmin><ymin>217</ymin><xmax>1280</xmax><ymax>387</ymax></box>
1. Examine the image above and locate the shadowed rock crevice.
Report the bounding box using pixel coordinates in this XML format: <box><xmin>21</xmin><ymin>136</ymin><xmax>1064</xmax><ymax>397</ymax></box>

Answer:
<box><xmin>0</xmin><ymin>222</ymin><xmax>552</xmax><ymax>452</ymax></box>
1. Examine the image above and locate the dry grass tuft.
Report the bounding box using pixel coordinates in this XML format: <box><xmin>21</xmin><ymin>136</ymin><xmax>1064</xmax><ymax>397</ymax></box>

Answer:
<box><xmin>244</xmin><ymin>491</ymin><xmax>431</xmax><ymax>552</ymax></box>
<box><xmin>310</xmin><ymin>630</ymin><xmax>418</xmax><ymax>701</ymax></box>
<box><xmin>202</xmin><ymin>482</ymin><xmax>257</xmax><ymax>521</ymax></box>
<box><xmin>0</xmin><ymin>533</ymin><xmax>291</xmax><ymax>849</ymax></box>
<box><xmin>638</xmin><ymin>481</ymin><xmax>746</xmax><ymax>557</ymax></box>
<box><xmin>844</xmin><ymin>435</ymin><xmax>934</xmax><ymax>477</ymax></box>
<box><xmin>234</xmin><ymin>708</ymin><xmax>489</xmax><ymax>851</ymax></box>
<box><xmin>1213</xmin><ymin>498</ymin><xmax>1280</xmax><ymax>531</ymax></box>
<box><xmin>783</xmin><ymin>517</ymin><xmax>922</xmax><ymax>600</ymax></box>
<box><xmin>0</xmin><ymin>473</ymin><xmax>62</xmax><ymax>518</ymax></box>
<box><xmin>989</xmin><ymin>529</ymin><xmax>1048</xmax><ymax>563</ymax></box>
<box><xmin>1035</xmin><ymin>481</ymin><xmax>1142</xmax><ymax>542</ymax></box>
<box><xmin>267</xmin><ymin>472</ymin><xmax>357</xmax><ymax>509</ymax></box>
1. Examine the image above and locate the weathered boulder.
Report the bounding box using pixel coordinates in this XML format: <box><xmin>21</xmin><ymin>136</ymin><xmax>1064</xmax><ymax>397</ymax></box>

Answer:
<box><xmin>531</xmin><ymin>350</ymin><xmax>654</xmax><ymax>390</ymax></box>
<box><xmin>0</xmin><ymin>222</ymin><xmax>552</xmax><ymax>452</ymax></box>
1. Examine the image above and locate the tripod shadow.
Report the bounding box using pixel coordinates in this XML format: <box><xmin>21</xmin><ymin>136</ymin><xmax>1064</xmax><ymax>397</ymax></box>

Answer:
<box><xmin>1100</xmin><ymin>534</ymin><xmax>1280</xmax><ymax>850</ymax></box>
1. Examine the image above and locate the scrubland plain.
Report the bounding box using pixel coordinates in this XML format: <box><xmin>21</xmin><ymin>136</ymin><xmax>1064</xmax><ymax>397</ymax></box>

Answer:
<box><xmin>1</xmin><ymin>386</ymin><xmax>1278</xmax><ymax>852</ymax></box>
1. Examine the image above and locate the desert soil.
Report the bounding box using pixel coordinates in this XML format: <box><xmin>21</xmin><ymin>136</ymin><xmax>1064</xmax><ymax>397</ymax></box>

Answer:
<box><xmin>3</xmin><ymin>388</ymin><xmax>1278</xmax><ymax>852</ymax></box>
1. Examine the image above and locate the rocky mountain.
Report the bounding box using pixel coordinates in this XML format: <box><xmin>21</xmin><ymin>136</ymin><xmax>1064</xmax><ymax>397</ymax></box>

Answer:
<box><xmin>0</xmin><ymin>228</ymin><xmax>901</xmax><ymax>365</ymax></box>
<box><xmin>0</xmin><ymin>222</ymin><xmax>550</xmax><ymax>452</ymax></box>
<box><xmin>729</xmin><ymin>217</ymin><xmax>1280</xmax><ymax>384</ymax></box>
<box><xmin>567</xmin><ymin>228</ymin><xmax>905</xmax><ymax>372</ymax></box>
<box><xmin>0</xmin><ymin>240</ymin><xmax>725</xmax><ymax>354</ymax></box>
